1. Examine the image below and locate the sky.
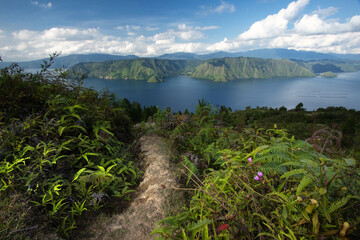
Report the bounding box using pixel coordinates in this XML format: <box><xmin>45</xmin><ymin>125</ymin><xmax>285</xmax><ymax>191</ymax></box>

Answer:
<box><xmin>0</xmin><ymin>0</ymin><xmax>360</xmax><ymax>61</ymax></box>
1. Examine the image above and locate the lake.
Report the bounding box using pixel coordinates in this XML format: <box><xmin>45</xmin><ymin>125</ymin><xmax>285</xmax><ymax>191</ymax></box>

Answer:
<box><xmin>84</xmin><ymin>72</ymin><xmax>360</xmax><ymax>112</ymax></box>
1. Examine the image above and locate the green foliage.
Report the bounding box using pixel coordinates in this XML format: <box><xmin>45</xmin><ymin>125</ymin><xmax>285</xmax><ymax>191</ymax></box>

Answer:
<box><xmin>71</xmin><ymin>58</ymin><xmax>200</xmax><ymax>81</ymax></box>
<box><xmin>150</xmin><ymin>102</ymin><xmax>360</xmax><ymax>240</ymax></box>
<box><xmin>0</xmin><ymin>55</ymin><xmax>143</xmax><ymax>239</ymax></box>
<box><xmin>191</xmin><ymin>57</ymin><xmax>315</xmax><ymax>82</ymax></box>
<box><xmin>70</xmin><ymin>57</ymin><xmax>315</xmax><ymax>83</ymax></box>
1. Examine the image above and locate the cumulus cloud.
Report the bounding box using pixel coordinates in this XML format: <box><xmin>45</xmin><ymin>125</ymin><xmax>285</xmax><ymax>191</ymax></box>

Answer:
<box><xmin>207</xmin><ymin>0</ymin><xmax>360</xmax><ymax>54</ymax></box>
<box><xmin>198</xmin><ymin>1</ymin><xmax>235</xmax><ymax>15</ymax></box>
<box><xmin>152</xmin><ymin>24</ymin><xmax>204</xmax><ymax>42</ymax></box>
<box><xmin>2</xmin><ymin>0</ymin><xmax>360</xmax><ymax>61</ymax></box>
<box><xmin>0</xmin><ymin>25</ymin><xmax>210</xmax><ymax>61</ymax></box>
<box><xmin>239</xmin><ymin>0</ymin><xmax>309</xmax><ymax>40</ymax></box>
<box><xmin>294</xmin><ymin>14</ymin><xmax>360</xmax><ymax>35</ymax></box>
<box><xmin>31</xmin><ymin>1</ymin><xmax>52</xmax><ymax>8</ymax></box>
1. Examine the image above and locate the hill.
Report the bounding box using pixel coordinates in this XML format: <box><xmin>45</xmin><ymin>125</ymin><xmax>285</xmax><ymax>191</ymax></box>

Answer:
<box><xmin>2</xmin><ymin>48</ymin><xmax>360</xmax><ymax>70</ymax></box>
<box><xmin>191</xmin><ymin>57</ymin><xmax>315</xmax><ymax>82</ymax></box>
<box><xmin>71</xmin><ymin>57</ymin><xmax>315</xmax><ymax>82</ymax></box>
<box><xmin>0</xmin><ymin>53</ymin><xmax>138</xmax><ymax>69</ymax></box>
<box><xmin>157</xmin><ymin>48</ymin><xmax>360</xmax><ymax>61</ymax></box>
<box><xmin>71</xmin><ymin>58</ymin><xmax>201</xmax><ymax>82</ymax></box>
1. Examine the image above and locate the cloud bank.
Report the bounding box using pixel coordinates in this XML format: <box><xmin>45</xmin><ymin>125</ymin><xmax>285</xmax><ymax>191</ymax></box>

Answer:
<box><xmin>1</xmin><ymin>0</ymin><xmax>360</xmax><ymax>61</ymax></box>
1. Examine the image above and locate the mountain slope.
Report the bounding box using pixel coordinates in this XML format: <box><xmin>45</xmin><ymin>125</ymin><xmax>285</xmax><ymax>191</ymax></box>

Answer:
<box><xmin>0</xmin><ymin>54</ymin><xmax>138</xmax><ymax>69</ymax></box>
<box><xmin>71</xmin><ymin>57</ymin><xmax>315</xmax><ymax>82</ymax></box>
<box><xmin>191</xmin><ymin>57</ymin><xmax>315</xmax><ymax>82</ymax></box>
<box><xmin>72</xmin><ymin>58</ymin><xmax>201</xmax><ymax>81</ymax></box>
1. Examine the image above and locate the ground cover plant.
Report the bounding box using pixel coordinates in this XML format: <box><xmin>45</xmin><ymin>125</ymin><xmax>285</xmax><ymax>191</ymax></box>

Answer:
<box><xmin>150</xmin><ymin>101</ymin><xmax>360</xmax><ymax>239</ymax></box>
<box><xmin>0</xmin><ymin>54</ymin><xmax>157</xmax><ymax>239</ymax></box>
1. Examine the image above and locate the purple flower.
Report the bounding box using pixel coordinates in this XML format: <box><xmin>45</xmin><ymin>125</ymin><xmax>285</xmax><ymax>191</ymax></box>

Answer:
<box><xmin>248</xmin><ymin>157</ymin><xmax>252</xmax><ymax>163</ymax></box>
<box><xmin>257</xmin><ymin>172</ymin><xmax>263</xmax><ymax>178</ymax></box>
<box><xmin>254</xmin><ymin>175</ymin><xmax>260</xmax><ymax>181</ymax></box>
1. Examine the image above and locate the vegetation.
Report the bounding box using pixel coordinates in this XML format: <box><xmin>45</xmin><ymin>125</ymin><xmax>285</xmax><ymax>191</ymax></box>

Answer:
<box><xmin>320</xmin><ymin>72</ymin><xmax>337</xmax><ymax>78</ymax></box>
<box><xmin>71</xmin><ymin>58</ymin><xmax>201</xmax><ymax>82</ymax></box>
<box><xmin>190</xmin><ymin>57</ymin><xmax>314</xmax><ymax>82</ymax></box>
<box><xmin>146</xmin><ymin>101</ymin><xmax>360</xmax><ymax>239</ymax></box>
<box><xmin>71</xmin><ymin>57</ymin><xmax>315</xmax><ymax>82</ymax></box>
<box><xmin>1</xmin><ymin>54</ymin><xmax>360</xmax><ymax>239</ymax></box>
<box><xmin>0</xmin><ymin>54</ymin><xmax>157</xmax><ymax>239</ymax></box>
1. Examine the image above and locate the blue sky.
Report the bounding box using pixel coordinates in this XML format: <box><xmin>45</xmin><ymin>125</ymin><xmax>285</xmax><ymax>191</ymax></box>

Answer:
<box><xmin>1</xmin><ymin>0</ymin><xmax>360</xmax><ymax>61</ymax></box>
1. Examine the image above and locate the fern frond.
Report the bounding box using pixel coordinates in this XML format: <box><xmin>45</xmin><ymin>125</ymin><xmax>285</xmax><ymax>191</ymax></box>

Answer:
<box><xmin>296</xmin><ymin>175</ymin><xmax>313</xmax><ymax>196</ymax></box>
<box><xmin>328</xmin><ymin>195</ymin><xmax>355</xmax><ymax>214</ymax></box>
<box><xmin>281</xmin><ymin>169</ymin><xmax>307</xmax><ymax>179</ymax></box>
<box><xmin>186</xmin><ymin>219</ymin><xmax>213</xmax><ymax>233</ymax></box>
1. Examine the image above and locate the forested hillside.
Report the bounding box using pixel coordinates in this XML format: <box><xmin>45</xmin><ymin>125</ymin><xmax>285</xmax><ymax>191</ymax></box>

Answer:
<box><xmin>72</xmin><ymin>58</ymin><xmax>201</xmax><ymax>82</ymax></box>
<box><xmin>71</xmin><ymin>57</ymin><xmax>315</xmax><ymax>82</ymax></box>
<box><xmin>191</xmin><ymin>57</ymin><xmax>314</xmax><ymax>82</ymax></box>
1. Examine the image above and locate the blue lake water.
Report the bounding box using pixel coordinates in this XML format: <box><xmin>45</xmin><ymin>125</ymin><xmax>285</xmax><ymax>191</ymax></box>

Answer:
<box><xmin>84</xmin><ymin>72</ymin><xmax>360</xmax><ymax>112</ymax></box>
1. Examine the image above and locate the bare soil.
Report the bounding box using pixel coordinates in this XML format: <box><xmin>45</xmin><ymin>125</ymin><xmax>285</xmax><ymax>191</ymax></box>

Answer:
<box><xmin>84</xmin><ymin>134</ymin><xmax>181</xmax><ymax>240</ymax></box>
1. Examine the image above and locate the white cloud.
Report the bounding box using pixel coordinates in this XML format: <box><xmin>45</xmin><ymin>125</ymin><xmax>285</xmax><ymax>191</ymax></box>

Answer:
<box><xmin>198</xmin><ymin>1</ymin><xmax>235</xmax><ymax>15</ymax></box>
<box><xmin>207</xmin><ymin>0</ymin><xmax>360</xmax><ymax>54</ymax></box>
<box><xmin>294</xmin><ymin>14</ymin><xmax>360</xmax><ymax>35</ymax></box>
<box><xmin>2</xmin><ymin>0</ymin><xmax>360</xmax><ymax>61</ymax></box>
<box><xmin>214</xmin><ymin>1</ymin><xmax>235</xmax><ymax>14</ymax></box>
<box><xmin>145</xmin><ymin>27</ymin><xmax>159</xmax><ymax>31</ymax></box>
<box><xmin>195</xmin><ymin>26</ymin><xmax>219</xmax><ymax>30</ymax></box>
<box><xmin>31</xmin><ymin>1</ymin><xmax>52</xmax><ymax>8</ymax></box>
<box><xmin>239</xmin><ymin>0</ymin><xmax>309</xmax><ymax>40</ymax></box>
<box><xmin>312</xmin><ymin>7</ymin><xmax>338</xmax><ymax>18</ymax></box>
<box><xmin>0</xmin><ymin>25</ymin><xmax>209</xmax><ymax>61</ymax></box>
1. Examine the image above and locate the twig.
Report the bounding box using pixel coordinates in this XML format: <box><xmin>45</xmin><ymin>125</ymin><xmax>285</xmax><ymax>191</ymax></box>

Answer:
<box><xmin>9</xmin><ymin>225</ymin><xmax>38</xmax><ymax>235</ymax></box>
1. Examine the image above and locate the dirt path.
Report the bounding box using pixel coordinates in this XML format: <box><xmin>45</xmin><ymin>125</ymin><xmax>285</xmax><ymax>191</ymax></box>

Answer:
<box><xmin>87</xmin><ymin>134</ymin><xmax>180</xmax><ymax>240</ymax></box>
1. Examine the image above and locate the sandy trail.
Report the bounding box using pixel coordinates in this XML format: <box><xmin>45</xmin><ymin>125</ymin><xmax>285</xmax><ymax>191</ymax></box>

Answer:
<box><xmin>88</xmin><ymin>134</ymin><xmax>179</xmax><ymax>240</ymax></box>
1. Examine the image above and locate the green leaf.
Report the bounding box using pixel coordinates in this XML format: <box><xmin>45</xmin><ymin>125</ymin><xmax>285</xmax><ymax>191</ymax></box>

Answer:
<box><xmin>245</xmin><ymin>145</ymin><xmax>269</xmax><ymax>159</ymax></box>
<box><xmin>344</xmin><ymin>158</ymin><xmax>356</xmax><ymax>167</ymax></box>
<box><xmin>296</xmin><ymin>175</ymin><xmax>313</xmax><ymax>196</ymax></box>
<box><xmin>58</xmin><ymin>126</ymin><xmax>66</xmax><ymax>136</ymax></box>
<box><xmin>282</xmin><ymin>205</ymin><xmax>288</xmax><ymax>219</ymax></box>
<box><xmin>319</xmin><ymin>188</ymin><xmax>327</xmax><ymax>195</ymax></box>
<box><xmin>72</xmin><ymin>168</ymin><xmax>87</xmax><ymax>182</ymax></box>
<box><xmin>281</xmin><ymin>169</ymin><xmax>307</xmax><ymax>179</ymax></box>
<box><xmin>186</xmin><ymin>219</ymin><xmax>213</xmax><ymax>233</ymax></box>
<box><xmin>328</xmin><ymin>195</ymin><xmax>354</xmax><ymax>214</ymax></box>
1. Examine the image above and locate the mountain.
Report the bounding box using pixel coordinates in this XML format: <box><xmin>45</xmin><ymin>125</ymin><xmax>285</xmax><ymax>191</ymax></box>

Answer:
<box><xmin>0</xmin><ymin>54</ymin><xmax>138</xmax><ymax>69</ymax></box>
<box><xmin>2</xmin><ymin>49</ymin><xmax>360</xmax><ymax>69</ymax></box>
<box><xmin>71</xmin><ymin>58</ymin><xmax>201</xmax><ymax>82</ymax></box>
<box><xmin>71</xmin><ymin>57</ymin><xmax>315</xmax><ymax>82</ymax></box>
<box><xmin>157</xmin><ymin>49</ymin><xmax>360</xmax><ymax>61</ymax></box>
<box><xmin>191</xmin><ymin>57</ymin><xmax>315</xmax><ymax>82</ymax></box>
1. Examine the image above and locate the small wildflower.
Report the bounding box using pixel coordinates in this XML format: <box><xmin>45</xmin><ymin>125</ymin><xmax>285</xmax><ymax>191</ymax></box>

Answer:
<box><xmin>257</xmin><ymin>172</ymin><xmax>263</xmax><ymax>178</ymax></box>
<box><xmin>248</xmin><ymin>157</ymin><xmax>252</xmax><ymax>164</ymax></box>
<box><xmin>254</xmin><ymin>175</ymin><xmax>260</xmax><ymax>181</ymax></box>
<box><xmin>217</xmin><ymin>223</ymin><xmax>230</xmax><ymax>234</ymax></box>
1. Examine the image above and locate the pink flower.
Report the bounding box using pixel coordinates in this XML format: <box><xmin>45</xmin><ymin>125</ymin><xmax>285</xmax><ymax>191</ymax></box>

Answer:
<box><xmin>254</xmin><ymin>175</ymin><xmax>260</xmax><ymax>181</ymax></box>
<box><xmin>248</xmin><ymin>157</ymin><xmax>252</xmax><ymax>163</ymax></box>
<box><xmin>257</xmin><ymin>172</ymin><xmax>263</xmax><ymax>178</ymax></box>
<box><xmin>217</xmin><ymin>223</ymin><xmax>230</xmax><ymax>234</ymax></box>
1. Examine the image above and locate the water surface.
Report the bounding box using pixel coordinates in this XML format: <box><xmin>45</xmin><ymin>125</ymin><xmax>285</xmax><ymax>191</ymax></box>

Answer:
<box><xmin>84</xmin><ymin>72</ymin><xmax>360</xmax><ymax>112</ymax></box>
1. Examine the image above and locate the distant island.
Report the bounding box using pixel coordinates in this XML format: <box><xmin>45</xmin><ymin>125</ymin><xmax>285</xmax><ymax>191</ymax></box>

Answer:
<box><xmin>320</xmin><ymin>71</ymin><xmax>337</xmax><ymax>78</ymax></box>
<box><xmin>71</xmin><ymin>57</ymin><xmax>315</xmax><ymax>82</ymax></box>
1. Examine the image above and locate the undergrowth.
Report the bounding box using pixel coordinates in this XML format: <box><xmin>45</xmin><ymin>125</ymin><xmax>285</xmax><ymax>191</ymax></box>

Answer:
<box><xmin>149</xmin><ymin>100</ymin><xmax>360</xmax><ymax>240</ymax></box>
<box><xmin>0</xmin><ymin>54</ymin><xmax>156</xmax><ymax>239</ymax></box>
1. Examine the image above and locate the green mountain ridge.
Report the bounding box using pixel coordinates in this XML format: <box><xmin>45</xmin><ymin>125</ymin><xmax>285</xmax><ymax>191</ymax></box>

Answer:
<box><xmin>72</xmin><ymin>57</ymin><xmax>315</xmax><ymax>82</ymax></box>
<box><xmin>72</xmin><ymin>58</ymin><xmax>201</xmax><ymax>82</ymax></box>
<box><xmin>190</xmin><ymin>57</ymin><xmax>315</xmax><ymax>81</ymax></box>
